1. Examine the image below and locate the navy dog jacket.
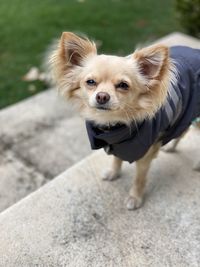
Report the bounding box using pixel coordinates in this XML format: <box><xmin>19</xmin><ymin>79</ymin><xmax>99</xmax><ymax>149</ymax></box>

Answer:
<box><xmin>86</xmin><ymin>46</ymin><xmax>200</xmax><ymax>163</ymax></box>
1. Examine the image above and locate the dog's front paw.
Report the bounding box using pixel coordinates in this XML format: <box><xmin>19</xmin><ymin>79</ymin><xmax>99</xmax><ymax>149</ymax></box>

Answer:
<box><xmin>126</xmin><ymin>196</ymin><xmax>143</xmax><ymax>210</ymax></box>
<box><xmin>101</xmin><ymin>169</ymin><xmax>120</xmax><ymax>181</ymax></box>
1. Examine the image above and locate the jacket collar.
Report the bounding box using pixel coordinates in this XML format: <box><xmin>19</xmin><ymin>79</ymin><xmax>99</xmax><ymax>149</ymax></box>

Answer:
<box><xmin>86</xmin><ymin>120</ymin><xmax>141</xmax><ymax>145</ymax></box>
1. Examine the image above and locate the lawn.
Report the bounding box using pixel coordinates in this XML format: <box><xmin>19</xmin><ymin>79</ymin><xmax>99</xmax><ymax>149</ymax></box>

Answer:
<box><xmin>0</xmin><ymin>0</ymin><xmax>181</xmax><ymax>109</ymax></box>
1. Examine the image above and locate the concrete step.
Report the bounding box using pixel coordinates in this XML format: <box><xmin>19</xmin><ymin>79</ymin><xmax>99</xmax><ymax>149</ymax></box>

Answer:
<box><xmin>0</xmin><ymin>89</ymin><xmax>91</xmax><ymax>212</ymax></box>
<box><xmin>0</xmin><ymin>127</ymin><xmax>199</xmax><ymax>267</ymax></box>
<box><xmin>155</xmin><ymin>32</ymin><xmax>200</xmax><ymax>48</ymax></box>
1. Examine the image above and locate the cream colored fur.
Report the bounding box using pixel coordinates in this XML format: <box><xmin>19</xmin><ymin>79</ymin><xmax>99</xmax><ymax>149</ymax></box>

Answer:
<box><xmin>48</xmin><ymin>32</ymin><xmax>198</xmax><ymax>210</ymax></box>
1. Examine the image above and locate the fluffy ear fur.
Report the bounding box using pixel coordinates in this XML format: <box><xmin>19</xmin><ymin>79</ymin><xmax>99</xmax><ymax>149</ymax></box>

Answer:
<box><xmin>133</xmin><ymin>44</ymin><xmax>169</xmax><ymax>86</ymax></box>
<box><xmin>132</xmin><ymin>44</ymin><xmax>173</xmax><ymax>117</ymax></box>
<box><xmin>59</xmin><ymin>32</ymin><xmax>97</xmax><ymax>67</ymax></box>
<box><xmin>49</xmin><ymin>32</ymin><xmax>97</xmax><ymax>99</ymax></box>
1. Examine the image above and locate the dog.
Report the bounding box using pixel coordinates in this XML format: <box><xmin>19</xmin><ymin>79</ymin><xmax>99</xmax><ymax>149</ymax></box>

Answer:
<box><xmin>49</xmin><ymin>32</ymin><xmax>200</xmax><ymax>210</ymax></box>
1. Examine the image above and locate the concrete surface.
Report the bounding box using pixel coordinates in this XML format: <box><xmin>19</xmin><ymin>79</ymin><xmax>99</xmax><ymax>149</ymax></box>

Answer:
<box><xmin>0</xmin><ymin>89</ymin><xmax>90</xmax><ymax>211</ymax></box>
<box><xmin>0</xmin><ymin>127</ymin><xmax>199</xmax><ymax>267</ymax></box>
<box><xmin>0</xmin><ymin>150</ymin><xmax>44</xmax><ymax>211</ymax></box>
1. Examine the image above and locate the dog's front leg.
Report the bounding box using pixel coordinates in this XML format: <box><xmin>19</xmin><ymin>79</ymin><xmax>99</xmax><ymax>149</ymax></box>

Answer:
<box><xmin>102</xmin><ymin>156</ymin><xmax>123</xmax><ymax>181</ymax></box>
<box><xmin>126</xmin><ymin>143</ymin><xmax>161</xmax><ymax>210</ymax></box>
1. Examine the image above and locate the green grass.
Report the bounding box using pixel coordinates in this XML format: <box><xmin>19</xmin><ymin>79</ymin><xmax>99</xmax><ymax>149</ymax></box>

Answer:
<box><xmin>0</xmin><ymin>0</ymin><xmax>181</xmax><ymax>109</ymax></box>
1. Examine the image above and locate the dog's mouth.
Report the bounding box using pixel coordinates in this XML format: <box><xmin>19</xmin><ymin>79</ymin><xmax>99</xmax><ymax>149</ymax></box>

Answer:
<box><xmin>96</xmin><ymin>106</ymin><xmax>111</xmax><ymax>111</ymax></box>
<box><xmin>89</xmin><ymin>102</ymin><xmax>119</xmax><ymax>112</ymax></box>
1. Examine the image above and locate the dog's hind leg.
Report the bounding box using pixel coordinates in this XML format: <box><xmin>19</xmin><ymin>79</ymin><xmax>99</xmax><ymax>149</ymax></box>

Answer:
<box><xmin>163</xmin><ymin>128</ymin><xmax>189</xmax><ymax>153</ymax></box>
<box><xmin>193</xmin><ymin>162</ymin><xmax>200</xmax><ymax>171</ymax></box>
<box><xmin>126</xmin><ymin>142</ymin><xmax>161</xmax><ymax>210</ymax></box>
<box><xmin>193</xmin><ymin>121</ymin><xmax>200</xmax><ymax>171</ymax></box>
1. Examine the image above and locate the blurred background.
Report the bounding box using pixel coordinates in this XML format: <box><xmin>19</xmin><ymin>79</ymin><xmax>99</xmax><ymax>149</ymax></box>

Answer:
<box><xmin>0</xmin><ymin>0</ymin><xmax>199</xmax><ymax>109</ymax></box>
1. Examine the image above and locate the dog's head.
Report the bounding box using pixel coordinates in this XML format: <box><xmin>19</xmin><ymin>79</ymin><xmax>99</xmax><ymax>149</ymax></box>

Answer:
<box><xmin>49</xmin><ymin>32</ymin><xmax>173</xmax><ymax>125</ymax></box>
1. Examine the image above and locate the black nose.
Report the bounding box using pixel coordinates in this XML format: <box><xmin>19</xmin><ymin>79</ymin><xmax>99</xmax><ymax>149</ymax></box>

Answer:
<box><xmin>96</xmin><ymin>92</ymin><xmax>110</xmax><ymax>105</ymax></box>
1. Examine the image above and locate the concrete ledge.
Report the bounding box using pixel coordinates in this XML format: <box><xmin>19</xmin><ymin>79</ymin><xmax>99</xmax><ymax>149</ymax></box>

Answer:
<box><xmin>0</xmin><ymin>127</ymin><xmax>199</xmax><ymax>266</ymax></box>
<box><xmin>0</xmin><ymin>88</ymin><xmax>90</xmax><ymax>211</ymax></box>
<box><xmin>155</xmin><ymin>32</ymin><xmax>200</xmax><ymax>48</ymax></box>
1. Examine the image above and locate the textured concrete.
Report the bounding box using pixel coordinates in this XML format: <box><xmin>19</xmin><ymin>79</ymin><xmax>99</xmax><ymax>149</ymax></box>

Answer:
<box><xmin>0</xmin><ymin>89</ymin><xmax>70</xmax><ymax>140</ymax></box>
<box><xmin>0</xmin><ymin>127</ymin><xmax>199</xmax><ymax>267</ymax></box>
<box><xmin>0</xmin><ymin>150</ymin><xmax>44</xmax><ymax>211</ymax></box>
<box><xmin>12</xmin><ymin>116</ymin><xmax>90</xmax><ymax>178</ymax></box>
<box><xmin>0</xmin><ymin>89</ymin><xmax>90</xmax><ymax>211</ymax></box>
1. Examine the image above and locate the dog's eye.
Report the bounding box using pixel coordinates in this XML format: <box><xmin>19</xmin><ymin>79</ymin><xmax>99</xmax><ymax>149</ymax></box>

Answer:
<box><xmin>116</xmin><ymin>82</ymin><xmax>129</xmax><ymax>90</ymax></box>
<box><xmin>86</xmin><ymin>79</ymin><xmax>96</xmax><ymax>86</ymax></box>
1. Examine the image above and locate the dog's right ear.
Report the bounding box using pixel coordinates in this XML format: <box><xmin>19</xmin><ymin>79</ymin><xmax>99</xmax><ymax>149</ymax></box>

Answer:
<box><xmin>58</xmin><ymin>32</ymin><xmax>97</xmax><ymax>68</ymax></box>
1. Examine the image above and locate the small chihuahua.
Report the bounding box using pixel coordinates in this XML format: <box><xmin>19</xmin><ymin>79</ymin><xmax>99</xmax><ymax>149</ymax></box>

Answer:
<box><xmin>49</xmin><ymin>32</ymin><xmax>200</xmax><ymax>210</ymax></box>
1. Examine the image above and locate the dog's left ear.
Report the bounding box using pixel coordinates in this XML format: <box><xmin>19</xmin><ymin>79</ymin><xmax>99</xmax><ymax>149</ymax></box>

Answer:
<box><xmin>133</xmin><ymin>44</ymin><xmax>169</xmax><ymax>85</ymax></box>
